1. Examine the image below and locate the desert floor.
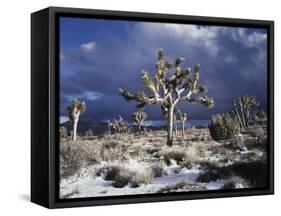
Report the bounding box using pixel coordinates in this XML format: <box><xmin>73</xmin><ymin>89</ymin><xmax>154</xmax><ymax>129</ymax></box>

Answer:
<box><xmin>59</xmin><ymin>127</ymin><xmax>267</xmax><ymax>198</ymax></box>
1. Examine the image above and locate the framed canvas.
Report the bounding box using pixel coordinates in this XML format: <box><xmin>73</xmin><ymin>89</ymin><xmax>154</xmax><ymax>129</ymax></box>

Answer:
<box><xmin>31</xmin><ymin>6</ymin><xmax>274</xmax><ymax>208</ymax></box>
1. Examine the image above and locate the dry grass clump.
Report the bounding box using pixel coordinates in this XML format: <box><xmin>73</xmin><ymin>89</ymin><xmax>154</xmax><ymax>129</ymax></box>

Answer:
<box><xmin>180</xmin><ymin>144</ymin><xmax>201</xmax><ymax>168</ymax></box>
<box><xmin>60</xmin><ymin>135</ymin><xmax>132</xmax><ymax>179</ymax></box>
<box><xmin>97</xmin><ymin>164</ymin><xmax>154</xmax><ymax>188</ymax></box>
<box><xmin>159</xmin><ymin>147</ymin><xmax>187</xmax><ymax>165</ymax></box>
<box><xmin>60</xmin><ymin>140</ymin><xmax>103</xmax><ymax>178</ymax></box>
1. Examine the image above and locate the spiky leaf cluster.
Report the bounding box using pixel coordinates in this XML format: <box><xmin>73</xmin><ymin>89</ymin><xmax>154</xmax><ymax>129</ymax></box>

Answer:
<box><xmin>66</xmin><ymin>98</ymin><xmax>86</xmax><ymax>122</ymax></box>
<box><xmin>119</xmin><ymin>49</ymin><xmax>214</xmax><ymax>110</ymax></box>
<box><xmin>132</xmin><ymin>111</ymin><xmax>148</xmax><ymax>124</ymax></box>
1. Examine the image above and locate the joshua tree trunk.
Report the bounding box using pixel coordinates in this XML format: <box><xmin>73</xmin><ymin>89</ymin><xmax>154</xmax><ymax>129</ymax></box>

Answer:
<box><xmin>72</xmin><ymin>117</ymin><xmax>78</xmax><ymax>141</ymax></box>
<box><xmin>182</xmin><ymin>121</ymin><xmax>185</xmax><ymax>138</ymax></box>
<box><xmin>240</xmin><ymin>104</ymin><xmax>247</xmax><ymax>128</ymax></box>
<box><xmin>234</xmin><ymin>108</ymin><xmax>243</xmax><ymax>128</ymax></box>
<box><xmin>72</xmin><ymin>111</ymin><xmax>80</xmax><ymax>141</ymax></box>
<box><xmin>138</xmin><ymin>122</ymin><xmax>141</xmax><ymax>133</ymax></box>
<box><xmin>167</xmin><ymin>106</ymin><xmax>174</xmax><ymax>146</ymax></box>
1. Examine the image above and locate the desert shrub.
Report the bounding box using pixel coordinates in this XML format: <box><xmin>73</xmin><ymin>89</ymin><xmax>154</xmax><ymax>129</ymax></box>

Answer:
<box><xmin>98</xmin><ymin>164</ymin><xmax>154</xmax><ymax>188</ymax></box>
<box><xmin>130</xmin><ymin>168</ymin><xmax>154</xmax><ymax>188</ymax></box>
<box><xmin>196</xmin><ymin>161</ymin><xmax>267</xmax><ymax>188</ymax></box>
<box><xmin>196</xmin><ymin>169</ymin><xmax>222</xmax><ymax>183</ymax></box>
<box><xmin>157</xmin><ymin>181</ymin><xmax>206</xmax><ymax>193</ymax></box>
<box><xmin>151</xmin><ymin>163</ymin><xmax>167</xmax><ymax>178</ymax></box>
<box><xmin>102</xmin><ymin>165</ymin><xmax>123</xmax><ymax>181</ymax></box>
<box><xmin>159</xmin><ymin>148</ymin><xmax>186</xmax><ymax>165</ymax></box>
<box><xmin>60</xmin><ymin>126</ymin><xmax>68</xmax><ymax>139</ymax></box>
<box><xmin>221</xmin><ymin>177</ymin><xmax>250</xmax><ymax>189</ymax></box>
<box><xmin>60</xmin><ymin>140</ymin><xmax>102</xmax><ymax>178</ymax></box>
<box><xmin>208</xmin><ymin>113</ymin><xmax>240</xmax><ymax>141</ymax></box>
<box><xmin>158</xmin><ymin>181</ymin><xmax>189</xmax><ymax>193</ymax></box>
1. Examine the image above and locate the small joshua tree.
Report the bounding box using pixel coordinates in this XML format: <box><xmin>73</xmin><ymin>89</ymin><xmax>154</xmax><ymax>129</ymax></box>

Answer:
<box><xmin>177</xmin><ymin>110</ymin><xmax>188</xmax><ymax>138</ymax></box>
<box><xmin>119</xmin><ymin>49</ymin><xmax>214</xmax><ymax>146</ymax></box>
<box><xmin>110</xmin><ymin>116</ymin><xmax>132</xmax><ymax>134</ymax></box>
<box><xmin>85</xmin><ymin>128</ymin><xmax>93</xmax><ymax>137</ymax></box>
<box><xmin>66</xmin><ymin>98</ymin><xmax>86</xmax><ymax>141</ymax></box>
<box><xmin>132</xmin><ymin>111</ymin><xmax>148</xmax><ymax>133</ymax></box>
<box><xmin>230</xmin><ymin>95</ymin><xmax>260</xmax><ymax>128</ymax></box>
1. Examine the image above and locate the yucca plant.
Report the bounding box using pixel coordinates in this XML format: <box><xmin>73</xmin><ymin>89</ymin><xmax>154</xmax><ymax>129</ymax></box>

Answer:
<box><xmin>119</xmin><ymin>49</ymin><xmax>214</xmax><ymax>146</ymax></box>
<box><xmin>66</xmin><ymin>98</ymin><xmax>86</xmax><ymax>141</ymax></box>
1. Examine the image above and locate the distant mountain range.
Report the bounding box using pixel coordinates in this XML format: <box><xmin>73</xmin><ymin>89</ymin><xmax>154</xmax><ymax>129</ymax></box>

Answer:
<box><xmin>60</xmin><ymin>118</ymin><xmax>209</xmax><ymax>135</ymax></box>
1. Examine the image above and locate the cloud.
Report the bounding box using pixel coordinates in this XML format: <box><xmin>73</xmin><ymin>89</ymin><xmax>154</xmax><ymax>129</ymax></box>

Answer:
<box><xmin>65</xmin><ymin>91</ymin><xmax>103</xmax><ymax>102</ymax></box>
<box><xmin>60</xmin><ymin>20</ymin><xmax>268</xmax><ymax>120</ymax></box>
<box><xmin>80</xmin><ymin>41</ymin><xmax>96</xmax><ymax>51</ymax></box>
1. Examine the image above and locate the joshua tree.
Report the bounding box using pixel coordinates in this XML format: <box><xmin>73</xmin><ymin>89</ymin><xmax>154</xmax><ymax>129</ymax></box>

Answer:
<box><xmin>85</xmin><ymin>128</ymin><xmax>93</xmax><ymax>137</ymax></box>
<box><xmin>119</xmin><ymin>49</ymin><xmax>214</xmax><ymax>146</ymax></box>
<box><xmin>66</xmin><ymin>98</ymin><xmax>86</xmax><ymax>141</ymax></box>
<box><xmin>230</xmin><ymin>95</ymin><xmax>259</xmax><ymax>128</ymax></box>
<box><xmin>109</xmin><ymin>116</ymin><xmax>132</xmax><ymax>134</ymax></box>
<box><xmin>178</xmin><ymin>110</ymin><xmax>188</xmax><ymax>138</ymax></box>
<box><xmin>173</xmin><ymin>113</ymin><xmax>178</xmax><ymax>136</ymax></box>
<box><xmin>132</xmin><ymin>111</ymin><xmax>148</xmax><ymax>133</ymax></box>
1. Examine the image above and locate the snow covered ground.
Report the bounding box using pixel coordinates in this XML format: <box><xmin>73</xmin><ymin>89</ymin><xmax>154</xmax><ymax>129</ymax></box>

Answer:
<box><xmin>60</xmin><ymin>159</ymin><xmax>226</xmax><ymax>198</ymax></box>
<box><xmin>59</xmin><ymin>127</ymin><xmax>267</xmax><ymax>199</ymax></box>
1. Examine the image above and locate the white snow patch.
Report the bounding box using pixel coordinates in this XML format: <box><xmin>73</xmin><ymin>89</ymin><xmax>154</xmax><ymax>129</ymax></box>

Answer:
<box><xmin>206</xmin><ymin>179</ymin><xmax>225</xmax><ymax>190</ymax></box>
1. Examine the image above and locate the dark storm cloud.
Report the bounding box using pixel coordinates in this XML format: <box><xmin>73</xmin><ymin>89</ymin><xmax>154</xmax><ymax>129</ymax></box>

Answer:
<box><xmin>60</xmin><ymin>20</ymin><xmax>268</xmax><ymax>121</ymax></box>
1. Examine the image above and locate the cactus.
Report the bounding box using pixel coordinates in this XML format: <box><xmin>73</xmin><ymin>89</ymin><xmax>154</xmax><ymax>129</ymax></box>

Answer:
<box><xmin>119</xmin><ymin>49</ymin><xmax>214</xmax><ymax>146</ymax></box>
<box><xmin>132</xmin><ymin>111</ymin><xmax>147</xmax><ymax>133</ymax></box>
<box><xmin>66</xmin><ymin>98</ymin><xmax>86</xmax><ymax>141</ymax></box>
<box><xmin>230</xmin><ymin>95</ymin><xmax>259</xmax><ymax>128</ymax></box>
<box><xmin>208</xmin><ymin>113</ymin><xmax>240</xmax><ymax>141</ymax></box>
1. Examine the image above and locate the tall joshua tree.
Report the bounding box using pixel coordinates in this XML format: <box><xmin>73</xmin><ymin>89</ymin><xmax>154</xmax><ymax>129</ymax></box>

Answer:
<box><xmin>132</xmin><ymin>111</ymin><xmax>148</xmax><ymax>133</ymax></box>
<box><xmin>119</xmin><ymin>49</ymin><xmax>214</xmax><ymax>146</ymax></box>
<box><xmin>178</xmin><ymin>110</ymin><xmax>188</xmax><ymax>138</ymax></box>
<box><xmin>66</xmin><ymin>98</ymin><xmax>86</xmax><ymax>141</ymax></box>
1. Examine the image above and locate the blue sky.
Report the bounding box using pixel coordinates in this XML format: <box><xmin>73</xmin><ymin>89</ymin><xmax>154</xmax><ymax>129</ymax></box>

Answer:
<box><xmin>60</xmin><ymin>17</ymin><xmax>268</xmax><ymax>122</ymax></box>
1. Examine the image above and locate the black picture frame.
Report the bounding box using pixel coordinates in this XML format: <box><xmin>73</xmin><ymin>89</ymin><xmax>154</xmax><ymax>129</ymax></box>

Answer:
<box><xmin>31</xmin><ymin>6</ymin><xmax>274</xmax><ymax>209</ymax></box>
